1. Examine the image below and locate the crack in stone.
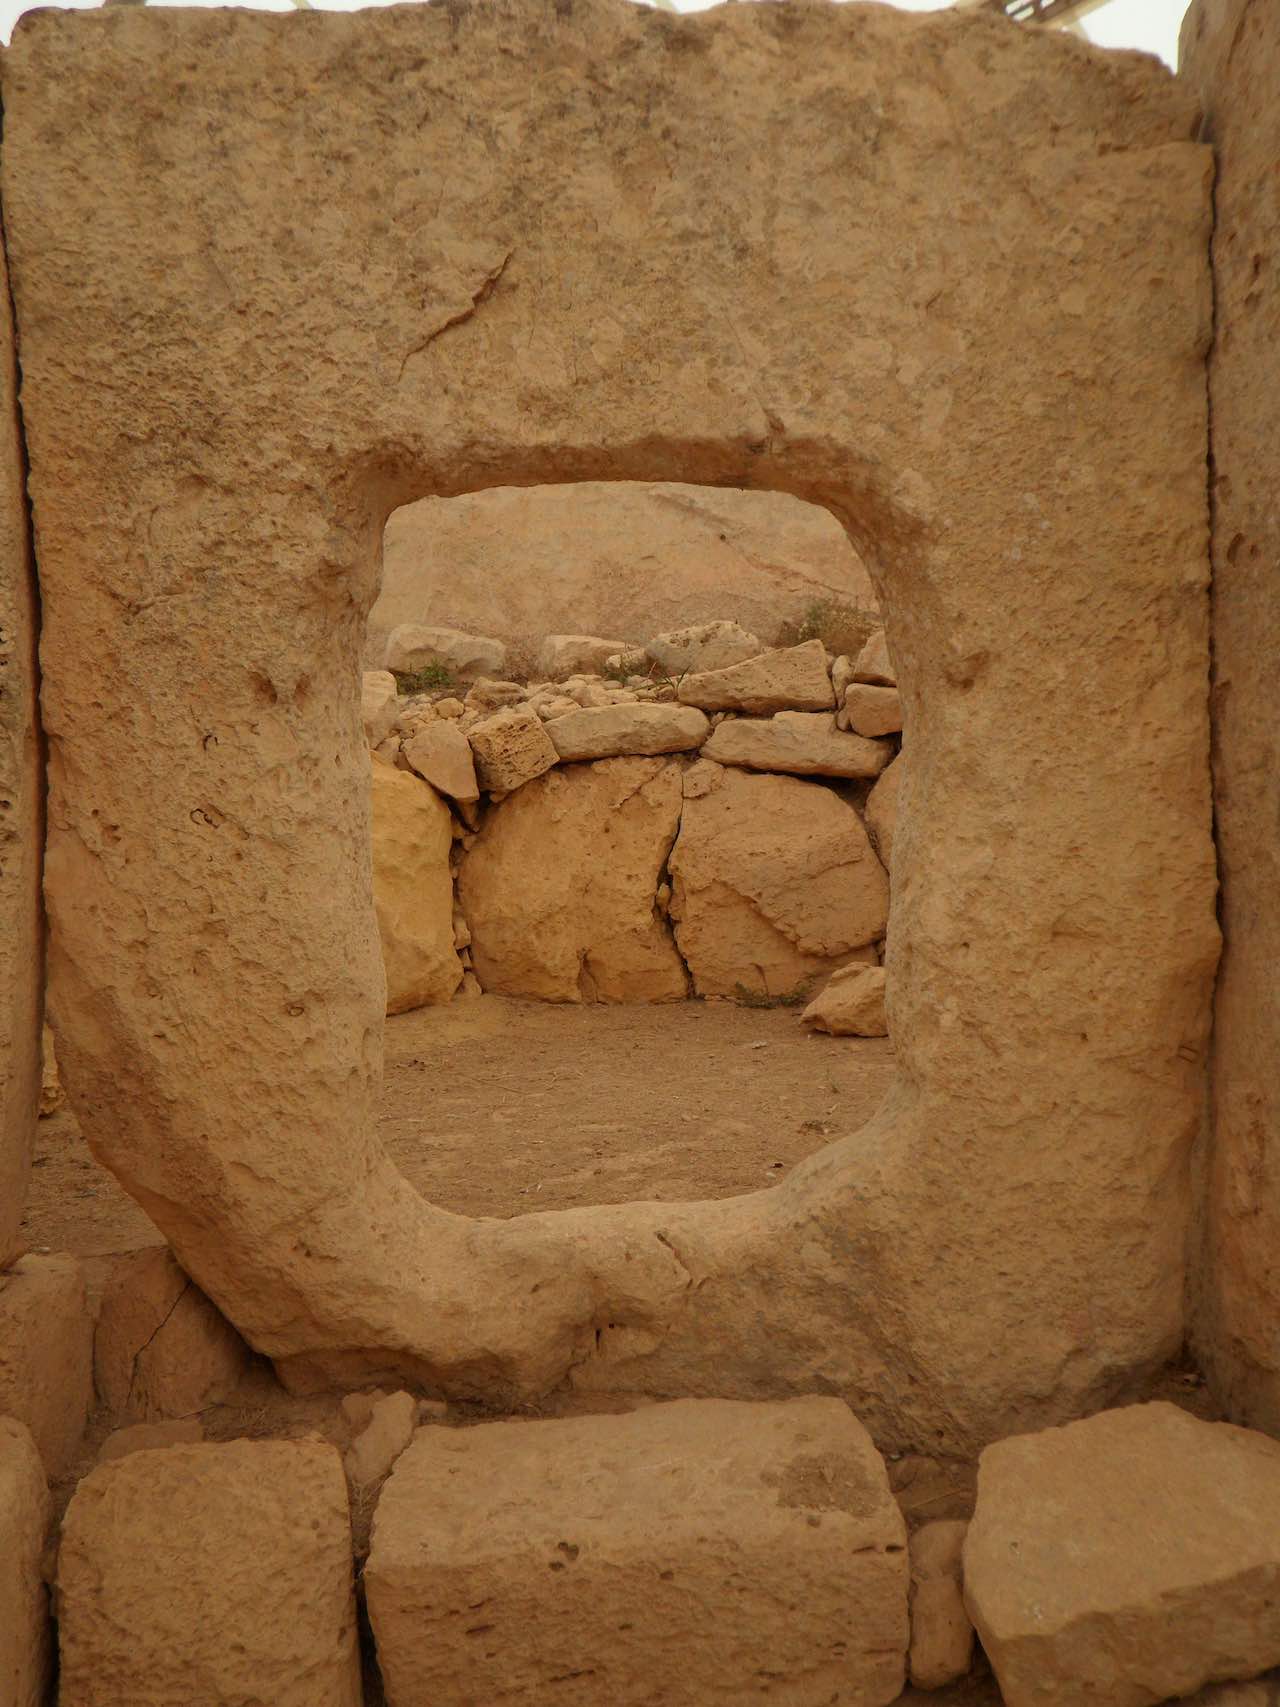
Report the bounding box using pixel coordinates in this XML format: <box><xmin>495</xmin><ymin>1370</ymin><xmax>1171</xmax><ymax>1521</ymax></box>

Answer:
<box><xmin>397</xmin><ymin>249</ymin><xmax>514</xmax><ymax>383</ymax></box>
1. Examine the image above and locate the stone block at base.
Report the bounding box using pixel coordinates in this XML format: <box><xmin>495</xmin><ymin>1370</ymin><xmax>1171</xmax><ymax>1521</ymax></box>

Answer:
<box><xmin>57</xmin><ymin>1439</ymin><xmax>361</xmax><ymax>1707</ymax></box>
<box><xmin>964</xmin><ymin>1403</ymin><xmax>1280</xmax><ymax>1707</ymax></box>
<box><xmin>0</xmin><ymin>1252</ymin><xmax>93</xmax><ymax>1477</ymax></box>
<box><xmin>367</xmin><ymin>1395</ymin><xmax>907</xmax><ymax>1707</ymax></box>
<box><xmin>0</xmin><ymin>1416</ymin><xmax>51</xmax><ymax>1707</ymax></box>
<box><xmin>94</xmin><ymin>1246</ymin><xmax>251</xmax><ymax>1423</ymax></box>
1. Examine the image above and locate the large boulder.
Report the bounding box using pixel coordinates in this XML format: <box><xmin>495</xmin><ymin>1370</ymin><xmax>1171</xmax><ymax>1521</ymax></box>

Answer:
<box><xmin>370</xmin><ymin>758</ymin><xmax>462</xmax><ymax>1013</ymax></box>
<box><xmin>0</xmin><ymin>1417</ymin><xmax>50</xmax><ymax>1707</ymax></box>
<box><xmin>383</xmin><ymin>623</ymin><xmax>505</xmax><ymax>681</ymax></box>
<box><xmin>547</xmin><ymin>702</ymin><xmax>709</xmax><ymax>762</ymax></box>
<box><xmin>537</xmin><ymin>634</ymin><xmax>630</xmax><ymax>678</ymax></box>
<box><xmin>964</xmin><ymin>1403</ymin><xmax>1280</xmax><ymax>1707</ymax></box>
<box><xmin>372</xmin><ymin>483</ymin><xmax>876</xmax><ymax>661</ymax></box>
<box><xmin>458</xmin><ymin>758</ymin><xmax>688</xmax><ymax>1003</ymax></box>
<box><xmin>678</xmin><ymin>639</ymin><xmax>835</xmax><ymax>714</ymax></box>
<box><xmin>366</xmin><ymin>1396</ymin><xmax>907</xmax><ymax>1707</ymax></box>
<box><xmin>670</xmin><ymin>763</ymin><xmax>888</xmax><ymax>999</ymax></box>
<box><xmin>646</xmin><ymin>620</ymin><xmax>762</xmax><ymax>675</ymax></box>
<box><xmin>702</xmin><ymin>711</ymin><xmax>891</xmax><ymax>778</ymax></box>
<box><xmin>58</xmin><ymin>1440</ymin><xmax>361</xmax><ymax>1707</ymax></box>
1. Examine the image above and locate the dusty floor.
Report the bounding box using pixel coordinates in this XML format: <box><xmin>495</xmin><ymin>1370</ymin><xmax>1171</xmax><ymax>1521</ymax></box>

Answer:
<box><xmin>23</xmin><ymin>994</ymin><xmax>897</xmax><ymax>1259</ymax></box>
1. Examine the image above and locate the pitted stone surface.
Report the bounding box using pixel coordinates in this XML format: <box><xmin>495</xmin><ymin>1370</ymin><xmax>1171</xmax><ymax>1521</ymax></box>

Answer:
<box><xmin>367</xmin><ymin>1397</ymin><xmax>908</xmax><ymax>1707</ymax></box>
<box><xmin>965</xmin><ymin>1404</ymin><xmax>1280</xmax><ymax>1707</ymax></box>
<box><xmin>2</xmin><ymin>0</ymin><xmax>1217</xmax><ymax>1448</ymax></box>
<box><xmin>1181</xmin><ymin>0</ymin><xmax>1280</xmax><ymax>1434</ymax></box>
<box><xmin>57</xmin><ymin>1440</ymin><xmax>361</xmax><ymax>1707</ymax></box>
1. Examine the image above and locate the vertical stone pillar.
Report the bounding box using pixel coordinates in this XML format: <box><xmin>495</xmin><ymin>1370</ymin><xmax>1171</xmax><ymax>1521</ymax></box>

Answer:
<box><xmin>1182</xmin><ymin>0</ymin><xmax>1280</xmax><ymax>1429</ymax></box>
<box><xmin>0</xmin><ymin>214</ymin><xmax>42</xmax><ymax>1270</ymax></box>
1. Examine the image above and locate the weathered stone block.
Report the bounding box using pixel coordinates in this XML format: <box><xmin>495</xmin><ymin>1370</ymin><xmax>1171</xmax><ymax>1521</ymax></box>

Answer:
<box><xmin>58</xmin><ymin>1439</ymin><xmax>361</xmax><ymax>1707</ymax></box>
<box><xmin>467</xmin><ymin>705</ymin><xmax>558</xmax><ymax>793</ymax></box>
<box><xmin>367</xmin><ymin>1397</ymin><xmax>907</xmax><ymax>1707</ymax></box>
<box><xmin>459</xmin><ymin>757</ymin><xmax>688</xmax><ymax>1003</ymax></box>
<box><xmin>909</xmin><ymin>1519</ymin><xmax>973</xmax><ymax>1689</ymax></box>
<box><xmin>546</xmin><ymin>701</ymin><xmax>708</xmax><ymax>761</ymax></box>
<box><xmin>670</xmin><ymin>764</ymin><xmax>887</xmax><ymax>998</ymax></box>
<box><xmin>678</xmin><ymin>639</ymin><xmax>835</xmax><ymax>713</ymax></box>
<box><xmin>702</xmin><ymin>710</ymin><xmax>891</xmax><ymax>777</ymax></box>
<box><xmin>964</xmin><ymin>1403</ymin><xmax>1280</xmax><ymax>1707</ymax></box>
<box><xmin>370</xmin><ymin>757</ymin><xmax>462</xmax><ymax>1013</ymax></box>
<box><xmin>95</xmin><ymin>1246</ymin><xmax>251</xmax><ymax>1423</ymax></box>
<box><xmin>0</xmin><ymin>1416</ymin><xmax>51</xmax><ymax>1707</ymax></box>
<box><xmin>0</xmin><ymin>1253</ymin><xmax>93</xmax><ymax>1478</ymax></box>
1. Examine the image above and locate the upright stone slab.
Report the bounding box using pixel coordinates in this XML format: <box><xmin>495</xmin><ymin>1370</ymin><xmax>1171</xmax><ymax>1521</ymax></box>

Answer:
<box><xmin>0</xmin><ymin>3</ymin><xmax>1218</xmax><ymax>1449</ymax></box>
<box><xmin>964</xmin><ymin>1403</ymin><xmax>1280</xmax><ymax>1707</ymax></box>
<box><xmin>367</xmin><ymin>1397</ymin><xmax>908</xmax><ymax>1707</ymax></box>
<box><xmin>1180</xmin><ymin>0</ymin><xmax>1280</xmax><ymax>1434</ymax></box>
<box><xmin>0</xmin><ymin>1417</ymin><xmax>51</xmax><ymax>1707</ymax></box>
<box><xmin>0</xmin><ymin>1253</ymin><xmax>93</xmax><ymax>1479</ymax></box>
<box><xmin>0</xmin><ymin>216</ymin><xmax>42</xmax><ymax>1272</ymax></box>
<box><xmin>57</xmin><ymin>1440</ymin><xmax>361</xmax><ymax>1707</ymax></box>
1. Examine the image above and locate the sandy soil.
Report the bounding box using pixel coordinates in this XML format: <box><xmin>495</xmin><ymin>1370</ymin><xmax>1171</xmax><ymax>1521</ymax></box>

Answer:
<box><xmin>23</xmin><ymin>995</ymin><xmax>897</xmax><ymax>1260</ymax></box>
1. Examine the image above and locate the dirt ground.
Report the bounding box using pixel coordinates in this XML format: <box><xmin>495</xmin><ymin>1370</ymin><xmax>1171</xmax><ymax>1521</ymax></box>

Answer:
<box><xmin>23</xmin><ymin>994</ymin><xmax>897</xmax><ymax>1260</ymax></box>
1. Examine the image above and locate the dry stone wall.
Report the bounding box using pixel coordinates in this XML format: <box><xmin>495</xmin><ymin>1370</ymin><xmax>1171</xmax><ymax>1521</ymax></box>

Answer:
<box><xmin>0</xmin><ymin>0</ymin><xmax>1218</xmax><ymax>1451</ymax></box>
<box><xmin>1181</xmin><ymin>0</ymin><xmax>1280</xmax><ymax>1437</ymax></box>
<box><xmin>372</xmin><ymin>621</ymin><xmax>899</xmax><ymax>1012</ymax></box>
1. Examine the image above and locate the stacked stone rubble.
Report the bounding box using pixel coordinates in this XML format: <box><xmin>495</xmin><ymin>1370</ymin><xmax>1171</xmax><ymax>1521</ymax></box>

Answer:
<box><xmin>367</xmin><ymin>620</ymin><xmax>899</xmax><ymax>1018</ymax></box>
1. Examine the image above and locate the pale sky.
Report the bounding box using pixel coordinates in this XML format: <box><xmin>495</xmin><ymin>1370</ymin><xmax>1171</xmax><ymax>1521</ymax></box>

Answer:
<box><xmin>0</xmin><ymin>0</ymin><xmax>1191</xmax><ymax>65</ymax></box>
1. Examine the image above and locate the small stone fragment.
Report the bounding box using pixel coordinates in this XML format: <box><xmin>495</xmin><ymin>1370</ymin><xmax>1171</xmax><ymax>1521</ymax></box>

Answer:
<box><xmin>366</xmin><ymin>1396</ymin><xmax>907</xmax><ymax>1707</ymax></box>
<box><xmin>361</xmin><ymin>669</ymin><xmax>400</xmax><ymax>748</ymax></box>
<box><xmin>678</xmin><ymin>639</ymin><xmax>835</xmax><ymax>714</ymax></box>
<box><xmin>537</xmin><ymin>634</ymin><xmax>631</xmax><ymax>678</ymax></box>
<box><xmin>0</xmin><ymin>1252</ymin><xmax>94</xmax><ymax>1477</ymax></box>
<box><xmin>844</xmin><ymin>683</ymin><xmax>903</xmax><ymax>738</ymax></box>
<box><xmin>94</xmin><ymin>1246</ymin><xmax>252</xmax><ymax>1424</ymax></box>
<box><xmin>434</xmin><ymin>696</ymin><xmax>465</xmax><ymax>719</ymax></box>
<box><xmin>702</xmin><ymin>711</ymin><xmax>891</xmax><ymax>778</ymax></box>
<box><xmin>0</xmin><ymin>1417</ymin><xmax>50</xmax><ymax>1707</ymax></box>
<box><xmin>384</xmin><ymin>624</ymin><xmax>505</xmax><ymax>680</ymax></box>
<box><xmin>97</xmin><ymin>1418</ymin><xmax>204</xmax><ymax>1464</ymax></box>
<box><xmin>467</xmin><ymin>706</ymin><xmax>559</xmax><ymax>793</ymax></box>
<box><xmin>345</xmin><ymin>1390</ymin><xmax>417</xmax><ymax>1497</ymax></box>
<box><xmin>646</xmin><ymin>620</ymin><xmax>761</xmax><ymax>675</ymax></box>
<box><xmin>801</xmin><ymin>963</ymin><xmax>888</xmax><ymax>1037</ymax></box>
<box><xmin>58</xmin><ymin>1440</ymin><xmax>361</xmax><ymax>1707</ymax></box>
<box><xmin>852</xmin><ymin>628</ymin><xmax>895</xmax><ymax>686</ymax></box>
<box><xmin>402</xmin><ymin>721</ymin><xmax>480</xmax><ymax>804</ymax></box>
<box><xmin>909</xmin><ymin>1520</ymin><xmax>973</xmax><ymax>1689</ymax></box>
<box><xmin>464</xmin><ymin>677</ymin><xmax>526</xmax><ymax>712</ymax></box>
<box><xmin>964</xmin><ymin>1403</ymin><xmax>1280</xmax><ymax>1707</ymax></box>
<box><xmin>547</xmin><ymin>702</ymin><xmax>709</xmax><ymax>761</ymax></box>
